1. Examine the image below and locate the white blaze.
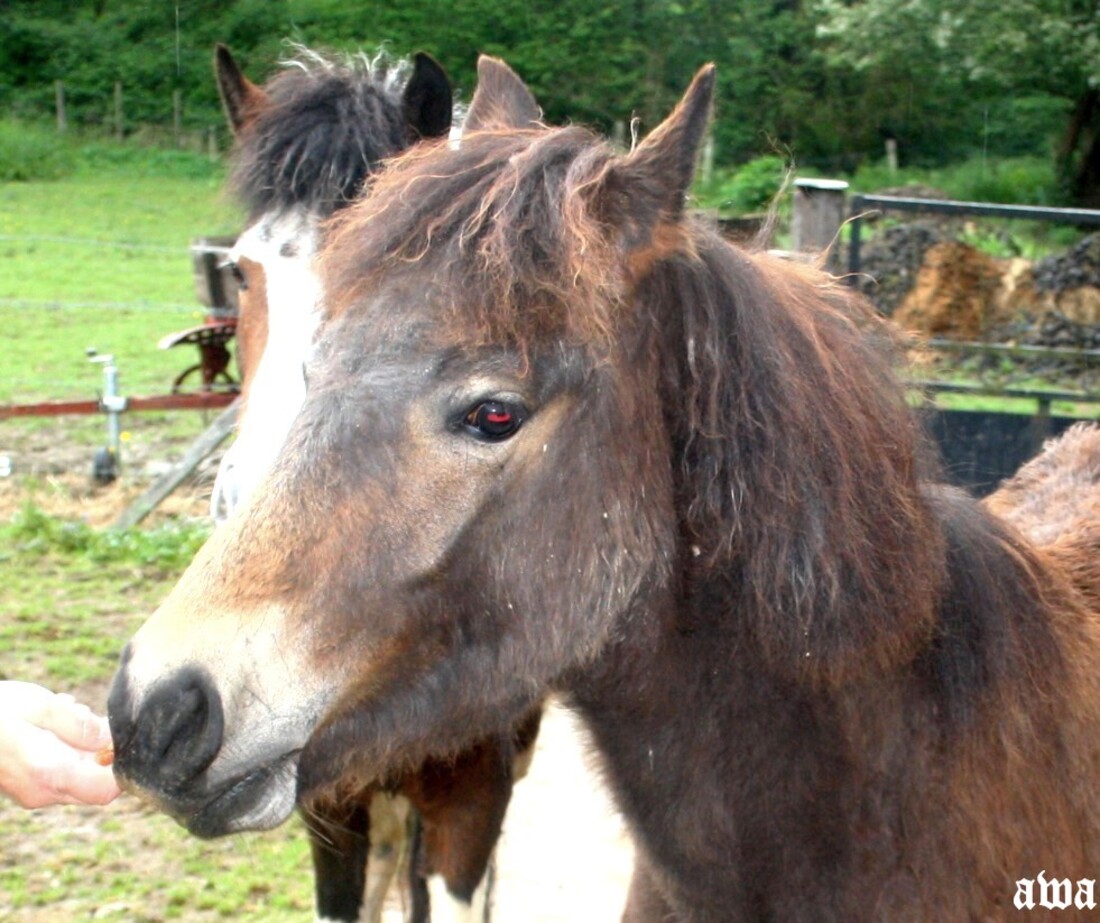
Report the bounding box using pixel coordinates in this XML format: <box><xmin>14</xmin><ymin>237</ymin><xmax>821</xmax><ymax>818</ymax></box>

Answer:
<box><xmin>211</xmin><ymin>210</ymin><xmax>323</xmax><ymax>523</ymax></box>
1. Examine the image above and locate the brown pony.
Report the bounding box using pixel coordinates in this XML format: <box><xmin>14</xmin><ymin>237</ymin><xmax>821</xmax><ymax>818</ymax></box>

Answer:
<box><xmin>110</xmin><ymin>59</ymin><xmax>1100</xmax><ymax>921</ymax></box>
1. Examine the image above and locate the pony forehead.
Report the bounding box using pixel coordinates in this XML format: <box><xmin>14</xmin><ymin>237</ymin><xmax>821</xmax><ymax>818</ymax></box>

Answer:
<box><xmin>319</xmin><ymin>125</ymin><xmax>628</xmax><ymax>354</ymax></box>
<box><xmin>230</xmin><ymin>209</ymin><xmax>318</xmax><ymax>265</ymax></box>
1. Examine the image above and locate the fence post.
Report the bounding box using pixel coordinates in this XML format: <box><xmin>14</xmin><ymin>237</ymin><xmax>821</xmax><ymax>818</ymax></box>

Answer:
<box><xmin>792</xmin><ymin>178</ymin><xmax>849</xmax><ymax>267</ymax></box>
<box><xmin>612</xmin><ymin>120</ymin><xmax>626</xmax><ymax>150</ymax></box>
<box><xmin>114</xmin><ymin>81</ymin><xmax>124</xmax><ymax>141</ymax></box>
<box><xmin>700</xmin><ymin>133</ymin><xmax>715</xmax><ymax>187</ymax></box>
<box><xmin>173</xmin><ymin>89</ymin><xmax>182</xmax><ymax>148</ymax></box>
<box><xmin>885</xmin><ymin>138</ymin><xmax>898</xmax><ymax>175</ymax></box>
<box><xmin>55</xmin><ymin>80</ymin><xmax>67</xmax><ymax>133</ymax></box>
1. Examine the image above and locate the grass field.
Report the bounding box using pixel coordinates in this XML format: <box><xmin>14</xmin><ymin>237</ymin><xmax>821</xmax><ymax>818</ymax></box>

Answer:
<box><xmin>0</xmin><ymin>149</ymin><xmax>241</xmax><ymax>404</ymax></box>
<box><xmin>0</xmin><ymin>144</ymin><xmax>322</xmax><ymax>921</ymax></box>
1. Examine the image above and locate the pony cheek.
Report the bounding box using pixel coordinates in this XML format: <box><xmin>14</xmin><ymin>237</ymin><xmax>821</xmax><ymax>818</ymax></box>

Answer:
<box><xmin>294</xmin><ymin>710</ymin><xmax>353</xmax><ymax>802</ymax></box>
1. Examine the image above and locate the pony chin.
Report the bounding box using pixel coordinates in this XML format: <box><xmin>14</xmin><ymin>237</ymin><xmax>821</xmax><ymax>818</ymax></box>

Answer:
<box><xmin>185</xmin><ymin>752</ymin><xmax>302</xmax><ymax>837</ymax></box>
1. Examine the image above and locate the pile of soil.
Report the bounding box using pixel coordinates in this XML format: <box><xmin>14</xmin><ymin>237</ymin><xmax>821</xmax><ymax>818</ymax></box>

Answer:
<box><xmin>1034</xmin><ymin>234</ymin><xmax>1100</xmax><ymax>293</ymax></box>
<box><xmin>1031</xmin><ymin>234</ymin><xmax>1100</xmax><ymax>328</ymax></box>
<box><xmin>994</xmin><ymin>312</ymin><xmax>1100</xmax><ymax>352</ymax></box>
<box><xmin>854</xmin><ymin>222</ymin><xmax>948</xmax><ymax>316</ymax></box>
<box><xmin>892</xmin><ymin>241</ymin><xmax>1028</xmax><ymax>341</ymax></box>
<box><xmin>861</xmin><ymin>225</ymin><xmax>1100</xmax><ymax>353</ymax></box>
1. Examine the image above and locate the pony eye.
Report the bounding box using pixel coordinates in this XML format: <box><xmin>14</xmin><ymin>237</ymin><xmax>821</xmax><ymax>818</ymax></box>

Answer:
<box><xmin>463</xmin><ymin>400</ymin><xmax>526</xmax><ymax>441</ymax></box>
<box><xmin>221</xmin><ymin>259</ymin><xmax>249</xmax><ymax>291</ymax></box>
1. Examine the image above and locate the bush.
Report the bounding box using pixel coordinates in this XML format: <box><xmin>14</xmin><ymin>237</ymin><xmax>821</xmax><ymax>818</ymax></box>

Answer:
<box><xmin>0</xmin><ymin>119</ymin><xmax>77</xmax><ymax>181</ymax></box>
<box><xmin>74</xmin><ymin>141</ymin><xmax>223</xmax><ymax>181</ymax></box>
<box><xmin>3</xmin><ymin>502</ymin><xmax>211</xmax><ymax>573</ymax></box>
<box><xmin>937</xmin><ymin>157</ymin><xmax>1057</xmax><ymax>207</ymax></box>
<box><xmin>849</xmin><ymin>155</ymin><xmax>1059</xmax><ymax>207</ymax></box>
<box><xmin>697</xmin><ymin>154</ymin><xmax>789</xmax><ymax>215</ymax></box>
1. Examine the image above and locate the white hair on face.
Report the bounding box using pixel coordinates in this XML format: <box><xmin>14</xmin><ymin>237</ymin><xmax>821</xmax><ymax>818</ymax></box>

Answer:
<box><xmin>278</xmin><ymin>40</ymin><xmax>411</xmax><ymax>93</ymax></box>
<box><xmin>210</xmin><ymin>208</ymin><xmax>323</xmax><ymax>524</ymax></box>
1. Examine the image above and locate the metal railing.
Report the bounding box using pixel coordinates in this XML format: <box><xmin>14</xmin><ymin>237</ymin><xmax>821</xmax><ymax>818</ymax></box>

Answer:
<box><xmin>846</xmin><ymin>194</ymin><xmax>1100</xmax><ymax>416</ymax></box>
<box><xmin>847</xmin><ymin>194</ymin><xmax>1100</xmax><ymax>280</ymax></box>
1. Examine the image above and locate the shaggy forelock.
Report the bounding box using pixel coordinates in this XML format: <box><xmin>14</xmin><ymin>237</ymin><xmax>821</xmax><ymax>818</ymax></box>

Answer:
<box><xmin>229</xmin><ymin>48</ymin><xmax>415</xmax><ymax>220</ymax></box>
<box><xmin>320</xmin><ymin>126</ymin><xmax>629</xmax><ymax>356</ymax></box>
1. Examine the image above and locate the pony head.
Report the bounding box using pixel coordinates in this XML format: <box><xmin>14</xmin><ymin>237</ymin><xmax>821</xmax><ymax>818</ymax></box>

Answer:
<box><xmin>209</xmin><ymin>45</ymin><xmax>453</xmax><ymax>522</ymax></box>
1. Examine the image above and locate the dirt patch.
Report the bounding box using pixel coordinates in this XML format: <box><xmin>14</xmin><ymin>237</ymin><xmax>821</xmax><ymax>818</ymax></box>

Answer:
<box><xmin>0</xmin><ymin>417</ymin><xmax>218</xmax><ymax>528</ymax></box>
<box><xmin>859</xmin><ymin>227</ymin><xmax>1100</xmax><ymax>356</ymax></box>
<box><xmin>0</xmin><ymin>472</ymin><xmax>211</xmax><ymax>528</ymax></box>
<box><xmin>893</xmin><ymin>241</ymin><xmax>1034</xmax><ymax>340</ymax></box>
<box><xmin>854</xmin><ymin>221</ymin><xmax>947</xmax><ymax>317</ymax></box>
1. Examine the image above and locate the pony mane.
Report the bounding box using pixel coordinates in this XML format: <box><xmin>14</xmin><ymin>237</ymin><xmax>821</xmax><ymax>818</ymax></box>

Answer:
<box><xmin>646</xmin><ymin>237</ymin><xmax>950</xmax><ymax>681</ymax></box>
<box><xmin>229</xmin><ymin>47</ymin><xmax>422</xmax><ymax>220</ymax></box>
<box><xmin>321</xmin><ymin>126</ymin><xmax>628</xmax><ymax>353</ymax></box>
<box><xmin>323</xmin><ymin>123</ymin><xmax>950</xmax><ymax>683</ymax></box>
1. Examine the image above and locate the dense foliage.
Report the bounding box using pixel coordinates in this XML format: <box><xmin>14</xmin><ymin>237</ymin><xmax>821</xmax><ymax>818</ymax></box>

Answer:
<box><xmin>0</xmin><ymin>0</ymin><xmax>1097</xmax><ymax>202</ymax></box>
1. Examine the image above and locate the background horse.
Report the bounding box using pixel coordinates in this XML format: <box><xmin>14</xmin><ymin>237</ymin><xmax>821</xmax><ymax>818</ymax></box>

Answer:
<box><xmin>210</xmin><ymin>41</ymin><xmax>451</xmax><ymax>522</ymax></box>
<box><xmin>985</xmin><ymin>421</ymin><xmax>1100</xmax><ymax>611</ymax></box>
<box><xmin>210</xmin><ymin>45</ymin><xmax>538</xmax><ymax>923</ymax></box>
<box><xmin>111</xmin><ymin>57</ymin><xmax>1100</xmax><ymax>920</ymax></box>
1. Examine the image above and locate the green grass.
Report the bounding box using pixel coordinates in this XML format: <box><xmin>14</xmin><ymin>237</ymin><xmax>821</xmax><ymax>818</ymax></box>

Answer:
<box><xmin>0</xmin><ymin>143</ymin><xmax>326</xmax><ymax>920</ymax></box>
<box><xmin>0</xmin><ymin>137</ymin><xmax>238</xmax><ymax>445</ymax></box>
<box><xmin>1</xmin><ymin>795</ymin><xmax>315</xmax><ymax>921</ymax></box>
<box><xmin>0</xmin><ymin>505</ymin><xmax>318</xmax><ymax>919</ymax></box>
<box><xmin>0</xmin><ymin>132</ymin><xmax>240</xmax><ymax>404</ymax></box>
<box><xmin>916</xmin><ymin>390</ymin><xmax>1100</xmax><ymax>419</ymax></box>
<box><xmin>0</xmin><ymin>504</ymin><xmax>211</xmax><ymax>686</ymax></box>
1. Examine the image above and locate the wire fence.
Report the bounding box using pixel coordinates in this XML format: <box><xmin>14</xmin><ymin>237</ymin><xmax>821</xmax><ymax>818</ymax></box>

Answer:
<box><xmin>2</xmin><ymin>234</ymin><xmax>231</xmax><ymax>405</ymax></box>
<box><xmin>1</xmin><ymin>298</ymin><xmax>199</xmax><ymax>312</ymax></box>
<box><xmin>0</xmin><ymin>235</ymin><xmax>182</xmax><ymax>252</ymax></box>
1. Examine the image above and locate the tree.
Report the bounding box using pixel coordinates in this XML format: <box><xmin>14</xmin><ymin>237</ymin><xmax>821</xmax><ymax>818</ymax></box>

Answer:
<box><xmin>815</xmin><ymin>0</ymin><xmax>1100</xmax><ymax>204</ymax></box>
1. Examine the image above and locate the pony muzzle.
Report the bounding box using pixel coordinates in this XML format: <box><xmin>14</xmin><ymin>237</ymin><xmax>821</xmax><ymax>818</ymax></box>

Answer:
<box><xmin>107</xmin><ymin>639</ymin><xmax>309</xmax><ymax>837</ymax></box>
<box><xmin>108</xmin><ymin>657</ymin><xmax>225</xmax><ymax>818</ymax></box>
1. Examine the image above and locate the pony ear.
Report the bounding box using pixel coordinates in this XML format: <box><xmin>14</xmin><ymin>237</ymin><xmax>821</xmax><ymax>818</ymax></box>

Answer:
<box><xmin>592</xmin><ymin>65</ymin><xmax>716</xmax><ymax>259</ymax></box>
<box><xmin>213</xmin><ymin>44</ymin><xmax>269</xmax><ymax>137</ymax></box>
<box><xmin>463</xmin><ymin>55</ymin><xmax>541</xmax><ymax>132</ymax></box>
<box><xmin>402</xmin><ymin>52</ymin><xmax>453</xmax><ymax>140</ymax></box>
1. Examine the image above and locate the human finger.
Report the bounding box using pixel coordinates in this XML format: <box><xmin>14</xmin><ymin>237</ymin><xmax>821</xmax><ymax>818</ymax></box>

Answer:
<box><xmin>34</xmin><ymin>692</ymin><xmax>112</xmax><ymax>753</ymax></box>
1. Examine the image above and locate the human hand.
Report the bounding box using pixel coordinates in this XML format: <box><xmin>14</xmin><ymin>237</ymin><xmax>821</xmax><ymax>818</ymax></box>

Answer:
<box><xmin>0</xmin><ymin>681</ymin><xmax>121</xmax><ymax>808</ymax></box>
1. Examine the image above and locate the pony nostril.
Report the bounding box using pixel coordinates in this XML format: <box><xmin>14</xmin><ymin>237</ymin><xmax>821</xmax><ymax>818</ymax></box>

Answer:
<box><xmin>116</xmin><ymin>667</ymin><xmax>225</xmax><ymax>793</ymax></box>
<box><xmin>147</xmin><ymin>684</ymin><xmax>214</xmax><ymax>761</ymax></box>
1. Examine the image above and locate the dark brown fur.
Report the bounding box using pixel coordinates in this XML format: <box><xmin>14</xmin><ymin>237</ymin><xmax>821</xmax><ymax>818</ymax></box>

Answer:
<box><xmin>305</xmin><ymin>67</ymin><xmax>1100</xmax><ymax>918</ymax></box>
<box><xmin>115</xmin><ymin>62</ymin><xmax>1100</xmax><ymax>922</ymax></box>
